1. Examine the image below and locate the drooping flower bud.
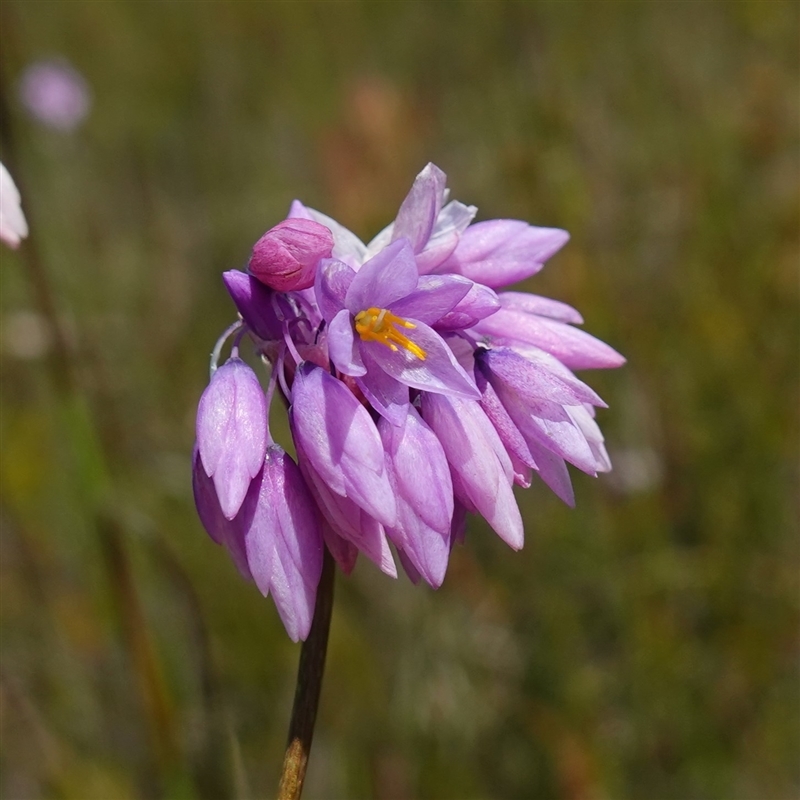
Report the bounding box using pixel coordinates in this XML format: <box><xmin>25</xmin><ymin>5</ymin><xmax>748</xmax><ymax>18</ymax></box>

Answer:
<box><xmin>240</xmin><ymin>445</ymin><xmax>324</xmax><ymax>642</ymax></box>
<box><xmin>249</xmin><ymin>218</ymin><xmax>334</xmax><ymax>292</ymax></box>
<box><xmin>196</xmin><ymin>357</ymin><xmax>267</xmax><ymax>520</ymax></box>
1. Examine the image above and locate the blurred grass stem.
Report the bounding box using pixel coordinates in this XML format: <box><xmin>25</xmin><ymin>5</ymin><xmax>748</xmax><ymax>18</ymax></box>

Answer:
<box><xmin>277</xmin><ymin>548</ymin><xmax>335</xmax><ymax>800</ymax></box>
<box><xmin>0</xmin><ymin>64</ymin><xmax>183</xmax><ymax>793</ymax></box>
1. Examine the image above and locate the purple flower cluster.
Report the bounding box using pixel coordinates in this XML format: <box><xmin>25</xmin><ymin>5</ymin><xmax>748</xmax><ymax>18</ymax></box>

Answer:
<box><xmin>193</xmin><ymin>164</ymin><xmax>624</xmax><ymax>640</ymax></box>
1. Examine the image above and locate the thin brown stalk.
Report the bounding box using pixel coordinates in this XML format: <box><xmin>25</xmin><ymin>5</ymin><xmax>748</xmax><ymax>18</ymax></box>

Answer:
<box><xmin>277</xmin><ymin>547</ymin><xmax>335</xmax><ymax>800</ymax></box>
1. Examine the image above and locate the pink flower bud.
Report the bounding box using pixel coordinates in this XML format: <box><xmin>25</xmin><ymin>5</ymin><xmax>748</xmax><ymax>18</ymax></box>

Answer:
<box><xmin>248</xmin><ymin>218</ymin><xmax>333</xmax><ymax>292</ymax></box>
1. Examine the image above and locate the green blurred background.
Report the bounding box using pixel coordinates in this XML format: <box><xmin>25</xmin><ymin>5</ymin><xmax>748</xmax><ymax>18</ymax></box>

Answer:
<box><xmin>1</xmin><ymin>2</ymin><xmax>797</xmax><ymax>798</ymax></box>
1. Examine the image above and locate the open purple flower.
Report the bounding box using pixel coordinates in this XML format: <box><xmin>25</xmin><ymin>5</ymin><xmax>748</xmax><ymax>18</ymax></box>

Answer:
<box><xmin>192</xmin><ymin>161</ymin><xmax>624</xmax><ymax>640</ymax></box>
<box><xmin>316</xmin><ymin>238</ymin><xmax>479</xmax><ymax>423</ymax></box>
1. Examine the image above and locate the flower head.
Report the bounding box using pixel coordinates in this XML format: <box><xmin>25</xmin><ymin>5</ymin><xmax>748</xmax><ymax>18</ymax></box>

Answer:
<box><xmin>194</xmin><ymin>162</ymin><xmax>624</xmax><ymax>639</ymax></box>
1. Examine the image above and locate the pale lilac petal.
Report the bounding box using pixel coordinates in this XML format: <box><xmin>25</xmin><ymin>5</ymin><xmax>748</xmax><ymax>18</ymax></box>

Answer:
<box><xmin>192</xmin><ymin>446</ymin><xmax>227</xmax><ymax>546</ymax></box>
<box><xmin>388</xmin><ymin>274</ymin><xmax>472</xmax><ymax>325</ymax></box>
<box><xmin>421</xmin><ymin>394</ymin><xmax>523</xmax><ymax>550</ymax></box>
<box><xmin>527</xmin><ymin>440</ymin><xmax>575</xmax><ymax>506</ymax></box>
<box><xmin>513</xmin><ymin>406</ymin><xmax>597</xmax><ymax>475</ymax></box>
<box><xmin>192</xmin><ymin>448</ymin><xmax>253</xmax><ymax>580</ymax></box>
<box><xmin>416</xmin><ymin>200</ymin><xmax>477</xmax><ymax>273</ymax></box>
<box><xmin>504</xmin><ymin>344</ymin><xmax>607</xmax><ymax>406</ymax></box>
<box><xmin>397</xmin><ymin>549</ymin><xmax>422</xmax><ymax>585</ymax></box>
<box><xmin>391</xmin><ymin>162</ymin><xmax>447</xmax><ymax>252</ymax></box>
<box><xmin>480</xmin><ymin>347</ymin><xmax>604</xmax><ymax>408</ymax></box>
<box><xmin>434</xmin><ymin>282</ymin><xmax>500</xmax><ymax>330</ymax></box>
<box><xmin>355</xmin><ymin>348</ymin><xmax>410</xmax><ymax>426</ymax></box>
<box><xmin>482</xmin><ymin>357</ymin><xmax>597</xmax><ymax>472</ymax></box>
<box><xmin>315</xmin><ymin>258</ymin><xmax>355</xmax><ymax>322</ymax></box>
<box><xmin>346</xmin><ymin>239</ymin><xmax>418</xmax><ymax>313</ymax></box>
<box><xmin>475</xmin><ymin>367</ymin><xmax>535</xmax><ymax>468</ymax></box>
<box><xmin>360</xmin><ymin>321</ymin><xmax>479</xmax><ymax>400</ymax></box>
<box><xmin>321</xmin><ymin>522</ymin><xmax>358</xmax><ymax>575</ymax></box>
<box><xmin>196</xmin><ymin>358</ymin><xmax>267</xmax><ymax>520</ymax></box>
<box><xmin>567</xmin><ymin>404</ymin><xmax>612</xmax><ymax>473</ymax></box>
<box><xmin>302</xmin><ymin>205</ymin><xmax>368</xmax><ymax>264</ymax></box>
<box><xmin>385</xmin><ymin>505</ymin><xmax>449</xmax><ymax>589</ymax></box>
<box><xmin>365</xmin><ymin>221</ymin><xmax>394</xmax><ymax>260</ymax></box>
<box><xmin>446</xmin><ymin>219</ymin><xmax>530</xmax><ymax>262</ymax></box>
<box><xmin>240</xmin><ymin>446</ymin><xmax>323</xmax><ymax>641</ymax></box>
<box><xmin>379</xmin><ymin>406</ymin><xmax>453</xmax><ymax>535</ymax></box>
<box><xmin>0</xmin><ymin>162</ymin><xmax>28</xmax><ymax>249</ymax></box>
<box><xmin>499</xmin><ymin>291</ymin><xmax>584</xmax><ymax>324</ymax></box>
<box><xmin>223</xmin><ymin>270</ymin><xmax>281</xmax><ymax>341</ymax></box>
<box><xmin>509</xmin><ymin>452</ymin><xmax>532</xmax><ymax>488</ymax></box>
<box><xmin>450</xmin><ymin>469</ymin><xmax>478</xmax><ymax>514</ymax></box>
<box><xmin>450</xmin><ymin>502</ymin><xmax>468</xmax><ymax>548</ymax></box>
<box><xmin>290</xmin><ymin>363</ymin><xmax>397</xmax><ymax>528</ymax></box>
<box><xmin>287</xmin><ymin>199</ymin><xmax>313</xmax><ymax>221</ymax></box>
<box><xmin>440</xmin><ymin>220</ymin><xmax>569</xmax><ymax>288</ymax></box>
<box><xmin>297</xmin><ymin>444</ymin><xmax>396</xmax><ymax>577</ymax></box>
<box><xmin>328</xmin><ymin>309</ymin><xmax>366</xmax><ymax>377</ymax></box>
<box><xmin>474</xmin><ymin>308</ymin><xmax>626</xmax><ymax>370</ymax></box>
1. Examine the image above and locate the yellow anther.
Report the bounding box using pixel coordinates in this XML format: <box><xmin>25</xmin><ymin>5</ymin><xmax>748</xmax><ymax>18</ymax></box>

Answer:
<box><xmin>354</xmin><ymin>307</ymin><xmax>427</xmax><ymax>360</ymax></box>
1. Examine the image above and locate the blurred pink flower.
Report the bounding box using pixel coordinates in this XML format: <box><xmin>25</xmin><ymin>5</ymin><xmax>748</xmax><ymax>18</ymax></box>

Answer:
<box><xmin>19</xmin><ymin>59</ymin><xmax>91</xmax><ymax>131</ymax></box>
<box><xmin>0</xmin><ymin>162</ymin><xmax>28</xmax><ymax>248</ymax></box>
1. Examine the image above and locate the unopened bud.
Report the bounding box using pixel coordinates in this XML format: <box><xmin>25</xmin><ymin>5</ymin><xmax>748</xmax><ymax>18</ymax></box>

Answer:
<box><xmin>249</xmin><ymin>218</ymin><xmax>333</xmax><ymax>292</ymax></box>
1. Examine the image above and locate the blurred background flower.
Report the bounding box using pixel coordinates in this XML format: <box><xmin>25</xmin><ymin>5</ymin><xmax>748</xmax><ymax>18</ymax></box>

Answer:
<box><xmin>0</xmin><ymin>2</ymin><xmax>797</xmax><ymax>799</ymax></box>
<box><xmin>17</xmin><ymin>58</ymin><xmax>91</xmax><ymax>132</ymax></box>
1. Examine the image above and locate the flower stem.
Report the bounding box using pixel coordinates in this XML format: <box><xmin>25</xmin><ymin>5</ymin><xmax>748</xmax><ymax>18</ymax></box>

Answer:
<box><xmin>277</xmin><ymin>547</ymin><xmax>335</xmax><ymax>800</ymax></box>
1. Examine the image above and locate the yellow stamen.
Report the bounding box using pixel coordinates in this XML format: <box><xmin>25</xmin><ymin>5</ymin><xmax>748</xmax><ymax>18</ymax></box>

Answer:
<box><xmin>354</xmin><ymin>307</ymin><xmax>427</xmax><ymax>360</ymax></box>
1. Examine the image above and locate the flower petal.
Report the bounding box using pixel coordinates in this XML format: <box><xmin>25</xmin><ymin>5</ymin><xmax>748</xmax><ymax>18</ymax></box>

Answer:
<box><xmin>379</xmin><ymin>406</ymin><xmax>453</xmax><ymax>535</ymax></box>
<box><xmin>499</xmin><ymin>291</ymin><xmax>584</xmax><ymax>324</ymax></box>
<box><xmin>290</xmin><ymin>363</ymin><xmax>397</xmax><ymax>527</ymax></box>
<box><xmin>397</xmin><ymin>549</ymin><xmax>422</xmax><ymax>585</ymax></box>
<box><xmin>328</xmin><ymin>308</ymin><xmax>366</xmax><ymax>377</ymax></box>
<box><xmin>379</xmin><ymin>407</ymin><xmax>453</xmax><ymax>586</ymax></box>
<box><xmin>223</xmin><ymin>270</ymin><xmax>282</xmax><ymax>341</ymax></box>
<box><xmin>416</xmin><ymin>200</ymin><xmax>477</xmax><ymax>274</ymax></box>
<box><xmin>239</xmin><ymin>446</ymin><xmax>323</xmax><ymax>641</ymax></box>
<box><xmin>355</xmin><ymin>347</ymin><xmax>410</xmax><ymax>426</ymax></box>
<box><xmin>388</xmin><ymin>274</ymin><xmax>472</xmax><ymax>326</ymax></box>
<box><xmin>315</xmin><ymin>258</ymin><xmax>355</xmax><ymax>322</ymax></box>
<box><xmin>527</xmin><ymin>440</ymin><xmax>575</xmax><ymax>506</ymax></box>
<box><xmin>196</xmin><ymin>358</ymin><xmax>267</xmax><ymax>520</ymax></box>
<box><xmin>440</xmin><ymin>220</ymin><xmax>569</xmax><ymax>288</ymax></box>
<box><xmin>479</xmin><ymin>347</ymin><xmax>604</xmax><ymax>408</ymax></box>
<box><xmin>434</xmin><ymin>281</ymin><xmax>500</xmax><ymax>330</ymax></box>
<box><xmin>391</xmin><ymin>162</ymin><xmax>447</xmax><ymax>253</ymax></box>
<box><xmin>361</xmin><ymin>320</ymin><xmax>479</xmax><ymax>400</ymax></box>
<box><xmin>192</xmin><ymin>447</ymin><xmax>253</xmax><ymax>580</ymax></box>
<box><xmin>474</xmin><ymin>308</ymin><xmax>626</xmax><ymax>370</ymax></box>
<box><xmin>508</xmin><ymin>399</ymin><xmax>597</xmax><ymax>475</ymax></box>
<box><xmin>346</xmin><ymin>239</ymin><xmax>419</xmax><ymax>313</ymax></box>
<box><xmin>297</xmin><ymin>444</ymin><xmax>396</xmax><ymax>577</ymax></box>
<box><xmin>321</xmin><ymin>521</ymin><xmax>359</xmax><ymax>575</ymax></box>
<box><xmin>567</xmin><ymin>404</ymin><xmax>612</xmax><ymax>473</ymax></box>
<box><xmin>475</xmin><ymin>366</ymin><xmax>535</xmax><ymax>468</ymax></box>
<box><xmin>421</xmin><ymin>393</ymin><xmax>523</xmax><ymax>550</ymax></box>
<box><xmin>291</xmin><ymin>201</ymin><xmax>368</xmax><ymax>264</ymax></box>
